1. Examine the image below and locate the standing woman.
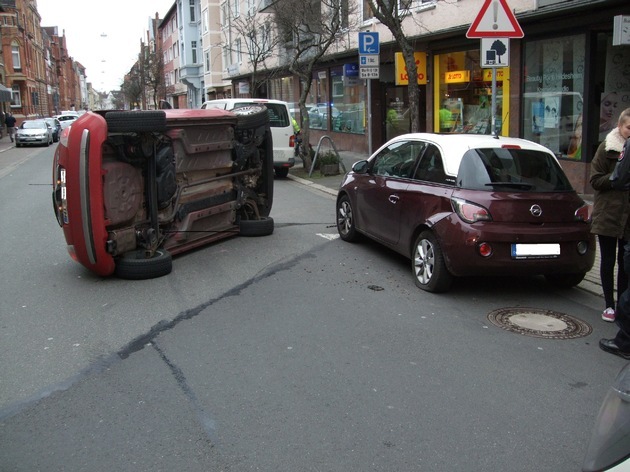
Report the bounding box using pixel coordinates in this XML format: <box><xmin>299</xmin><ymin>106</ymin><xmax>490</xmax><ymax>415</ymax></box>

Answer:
<box><xmin>590</xmin><ymin>107</ymin><xmax>630</xmax><ymax>323</ymax></box>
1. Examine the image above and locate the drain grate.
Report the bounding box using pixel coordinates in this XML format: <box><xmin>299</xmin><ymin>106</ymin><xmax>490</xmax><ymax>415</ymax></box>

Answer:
<box><xmin>487</xmin><ymin>307</ymin><xmax>592</xmax><ymax>340</ymax></box>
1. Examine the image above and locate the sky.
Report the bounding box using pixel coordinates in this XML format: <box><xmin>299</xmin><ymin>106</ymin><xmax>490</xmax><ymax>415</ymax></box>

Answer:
<box><xmin>37</xmin><ymin>0</ymin><xmax>176</xmax><ymax>93</ymax></box>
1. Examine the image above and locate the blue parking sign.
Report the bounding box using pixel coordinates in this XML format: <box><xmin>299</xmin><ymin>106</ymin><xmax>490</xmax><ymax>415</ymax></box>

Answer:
<box><xmin>358</xmin><ymin>32</ymin><xmax>379</xmax><ymax>54</ymax></box>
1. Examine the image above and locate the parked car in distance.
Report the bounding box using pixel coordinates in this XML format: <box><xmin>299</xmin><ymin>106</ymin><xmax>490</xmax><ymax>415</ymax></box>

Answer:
<box><xmin>52</xmin><ymin>107</ymin><xmax>274</xmax><ymax>280</ymax></box>
<box><xmin>15</xmin><ymin>119</ymin><xmax>53</xmax><ymax>147</ymax></box>
<box><xmin>201</xmin><ymin>98</ymin><xmax>295</xmax><ymax>178</ymax></box>
<box><xmin>54</xmin><ymin>113</ymin><xmax>79</xmax><ymax>130</ymax></box>
<box><xmin>336</xmin><ymin>133</ymin><xmax>595</xmax><ymax>292</ymax></box>
<box><xmin>44</xmin><ymin>117</ymin><xmax>61</xmax><ymax>142</ymax></box>
<box><xmin>582</xmin><ymin>363</ymin><xmax>630</xmax><ymax>471</ymax></box>
<box><xmin>308</xmin><ymin>103</ymin><xmax>341</xmax><ymax>130</ymax></box>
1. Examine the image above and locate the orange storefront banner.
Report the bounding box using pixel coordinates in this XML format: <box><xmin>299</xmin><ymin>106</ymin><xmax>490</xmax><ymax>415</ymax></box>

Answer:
<box><xmin>395</xmin><ymin>52</ymin><xmax>428</xmax><ymax>85</ymax></box>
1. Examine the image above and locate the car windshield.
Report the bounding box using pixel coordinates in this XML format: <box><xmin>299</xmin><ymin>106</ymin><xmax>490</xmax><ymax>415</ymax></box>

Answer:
<box><xmin>456</xmin><ymin>147</ymin><xmax>574</xmax><ymax>192</ymax></box>
<box><xmin>22</xmin><ymin>121</ymin><xmax>46</xmax><ymax>129</ymax></box>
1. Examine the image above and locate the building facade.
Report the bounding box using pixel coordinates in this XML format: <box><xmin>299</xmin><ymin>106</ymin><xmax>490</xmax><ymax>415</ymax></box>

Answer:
<box><xmin>207</xmin><ymin>0</ymin><xmax>628</xmax><ymax>193</ymax></box>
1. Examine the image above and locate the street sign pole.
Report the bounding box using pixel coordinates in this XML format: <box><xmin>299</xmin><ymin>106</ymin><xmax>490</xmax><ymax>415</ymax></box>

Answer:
<box><xmin>367</xmin><ymin>79</ymin><xmax>372</xmax><ymax>155</ymax></box>
<box><xmin>491</xmin><ymin>68</ymin><xmax>497</xmax><ymax>136</ymax></box>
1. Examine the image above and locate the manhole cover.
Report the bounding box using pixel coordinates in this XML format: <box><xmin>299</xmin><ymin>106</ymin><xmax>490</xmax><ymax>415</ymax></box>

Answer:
<box><xmin>487</xmin><ymin>307</ymin><xmax>592</xmax><ymax>339</ymax></box>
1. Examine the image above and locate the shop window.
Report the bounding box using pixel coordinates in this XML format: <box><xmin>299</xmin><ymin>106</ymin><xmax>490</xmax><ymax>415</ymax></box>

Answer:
<box><xmin>434</xmin><ymin>50</ymin><xmax>509</xmax><ymax>136</ymax></box>
<box><xmin>330</xmin><ymin>65</ymin><xmax>365</xmax><ymax>135</ymax></box>
<box><xmin>522</xmin><ymin>35</ymin><xmax>585</xmax><ymax>159</ymax></box>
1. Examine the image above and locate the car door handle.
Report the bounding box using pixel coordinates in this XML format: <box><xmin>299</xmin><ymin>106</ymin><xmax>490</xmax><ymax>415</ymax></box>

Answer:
<box><xmin>389</xmin><ymin>195</ymin><xmax>399</xmax><ymax>204</ymax></box>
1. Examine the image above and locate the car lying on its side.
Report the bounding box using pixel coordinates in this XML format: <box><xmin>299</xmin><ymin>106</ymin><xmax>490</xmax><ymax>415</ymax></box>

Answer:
<box><xmin>52</xmin><ymin>107</ymin><xmax>274</xmax><ymax>279</ymax></box>
<box><xmin>336</xmin><ymin>133</ymin><xmax>595</xmax><ymax>292</ymax></box>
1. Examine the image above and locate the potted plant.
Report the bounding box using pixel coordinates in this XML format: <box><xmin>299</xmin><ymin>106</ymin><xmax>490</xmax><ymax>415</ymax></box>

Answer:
<box><xmin>318</xmin><ymin>150</ymin><xmax>340</xmax><ymax>176</ymax></box>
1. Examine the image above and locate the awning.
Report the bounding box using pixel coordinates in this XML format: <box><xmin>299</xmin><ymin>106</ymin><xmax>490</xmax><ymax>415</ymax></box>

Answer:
<box><xmin>0</xmin><ymin>84</ymin><xmax>11</xmax><ymax>102</ymax></box>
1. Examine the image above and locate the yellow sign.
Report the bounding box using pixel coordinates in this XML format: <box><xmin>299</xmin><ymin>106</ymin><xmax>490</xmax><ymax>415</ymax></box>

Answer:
<box><xmin>482</xmin><ymin>68</ymin><xmax>509</xmax><ymax>81</ymax></box>
<box><xmin>444</xmin><ymin>70</ymin><xmax>471</xmax><ymax>83</ymax></box>
<box><xmin>395</xmin><ymin>52</ymin><xmax>428</xmax><ymax>85</ymax></box>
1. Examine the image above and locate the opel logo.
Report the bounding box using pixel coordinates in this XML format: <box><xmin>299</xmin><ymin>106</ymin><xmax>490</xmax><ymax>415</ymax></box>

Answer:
<box><xmin>530</xmin><ymin>204</ymin><xmax>543</xmax><ymax>217</ymax></box>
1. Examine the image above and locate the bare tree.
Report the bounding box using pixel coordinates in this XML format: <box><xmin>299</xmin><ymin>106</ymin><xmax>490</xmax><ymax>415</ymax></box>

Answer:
<box><xmin>141</xmin><ymin>44</ymin><xmax>166</xmax><ymax>109</ymax></box>
<box><xmin>365</xmin><ymin>0</ymin><xmax>421</xmax><ymax>132</ymax></box>
<box><xmin>273</xmin><ymin>0</ymin><xmax>357</xmax><ymax>169</ymax></box>
<box><xmin>224</xmin><ymin>12</ymin><xmax>281</xmax><ymax>97</ymax></box>
<box><xmin>121</xmin><ymin>74</ymin><xmax>143</xmax><ymax>110</ymax></box>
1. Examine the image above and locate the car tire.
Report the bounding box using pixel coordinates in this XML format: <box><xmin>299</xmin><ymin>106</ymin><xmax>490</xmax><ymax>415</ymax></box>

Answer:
<box><xmin>233</xmin><ymin>105</ymin><xmax>269</xmax><ymax>130</ymax></box>
<box><xmin>275</xmin><ymin>167</ymin><xmax>289</xmax><ymax>178</ymax></box>
<box><xmin>239</xmin><ymin>217</ymin><xmax>274</xmax><ymax>236</ymax></box>
<box><xmin>336</xmin><ymin>195</ymin><xmax>360</xmax><ymax>242</ymax></box>
<box><xmin>106</xmin><ymin>111</ymin><xmax>167</xmax><ymax>133</ymax></box>
<box><xmin>411</xmin><ymin>231</ymin><xmax>453</xmax><ymax>293</ymax></box>
<box><xmin>545</xmin><ymin>272</ymin><xmax>585</xmax><ymax>289</ymax></box>
<box><xmin>114</xmin><ymin>249</ymin><xmax>173</xmax><ymax>280</ymax></box>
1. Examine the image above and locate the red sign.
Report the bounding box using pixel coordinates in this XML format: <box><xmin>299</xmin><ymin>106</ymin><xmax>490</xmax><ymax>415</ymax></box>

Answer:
<box><xmin>466</xmin><ymin>0</ymin><xmax>524</xmax><ymax>38</ymax></box>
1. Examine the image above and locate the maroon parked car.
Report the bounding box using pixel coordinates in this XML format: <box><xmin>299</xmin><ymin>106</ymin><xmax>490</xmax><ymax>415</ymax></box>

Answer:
<box><xmin>336</xmin><ymin>134</ymin><xmax>595</xmax><ymax>292</ymax></box>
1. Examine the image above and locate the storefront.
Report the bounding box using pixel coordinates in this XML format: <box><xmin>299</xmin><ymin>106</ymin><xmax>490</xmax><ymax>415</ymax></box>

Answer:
<box><xmin>433</xmin><ymin>50</ymin><xmax>510</xmax><ymax>136</ymax></box>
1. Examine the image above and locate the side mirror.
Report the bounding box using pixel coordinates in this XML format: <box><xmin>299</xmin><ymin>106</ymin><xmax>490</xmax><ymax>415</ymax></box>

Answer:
<box><xmin>352</xmin><ymin>160</ymin><xmax>369</xmax><ymax>174</ymax></box>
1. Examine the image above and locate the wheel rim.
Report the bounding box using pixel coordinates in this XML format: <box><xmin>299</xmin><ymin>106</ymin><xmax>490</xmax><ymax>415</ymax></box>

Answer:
<box><xmin>338</xmin><ymin>200</ymin><xmax>353</xmax><ymax>236</ymax></box>
<box><xmin>414</xmin><ymin>238</ymin><xmax>434</xmax><ymax>285</ymax></box>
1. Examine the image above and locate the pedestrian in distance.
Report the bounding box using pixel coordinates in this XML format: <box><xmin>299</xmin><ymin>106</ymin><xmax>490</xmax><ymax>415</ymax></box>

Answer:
<box><xmin>590</xmin><ymin>107</ymin><xmax>630</xmax><ymax>324</ymax></box>
<box><xmin>598</xmin><ymin>107</ymin><xmax>630</xmax><ymax>359</ymax></box>
<box><xmin>5</xmin><ymin>112</ymin><xmax>16</xmax><ymax>142</ymax></box>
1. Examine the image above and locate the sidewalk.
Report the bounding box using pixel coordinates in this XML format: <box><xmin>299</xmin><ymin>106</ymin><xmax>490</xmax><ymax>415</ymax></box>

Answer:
<box><xmin>287</xmin><ymin>150</ymin><xmax>604</xmax><ymax>299</ymax></box>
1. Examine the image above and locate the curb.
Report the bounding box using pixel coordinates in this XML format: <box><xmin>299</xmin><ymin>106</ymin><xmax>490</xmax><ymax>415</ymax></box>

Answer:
<box><xmin>286</xmin><ymin>173</ymin><xmax>337</xmax><ymax>197</ymax></box>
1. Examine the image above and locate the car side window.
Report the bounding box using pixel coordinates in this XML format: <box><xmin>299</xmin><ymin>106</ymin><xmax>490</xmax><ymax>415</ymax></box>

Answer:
<box><xmin>371</xmin><ymin>141</ymin><xmax>426</xmax><ymax>178</ymax></box>
<box><xmin>412</xmin><ymin>144</ymin><xmax>447</xmax><ymax>184</ymax></box>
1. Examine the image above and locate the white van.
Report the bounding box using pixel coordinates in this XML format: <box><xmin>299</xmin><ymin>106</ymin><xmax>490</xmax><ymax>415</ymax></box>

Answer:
<box><xmin>201</xmin><ymin>98</ymin><xmax>295</xmax><ymax>177</ymax></box>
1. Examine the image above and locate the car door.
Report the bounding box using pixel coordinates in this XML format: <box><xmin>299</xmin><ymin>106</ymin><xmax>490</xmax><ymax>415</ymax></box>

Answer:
<box><xmin>357</xmin><ymin>140</ymin><xmax>424</xmax><ymax>246</ymax></box>
<box><xmin>399</xmin><ymin>143</ymin><xmax>455</xmax><ymax>253</ymax></box>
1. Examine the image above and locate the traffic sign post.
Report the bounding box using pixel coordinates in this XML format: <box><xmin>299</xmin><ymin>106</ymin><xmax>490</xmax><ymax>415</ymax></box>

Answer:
<box><xmin>466</xmin><ymin>0</ymin><xmax>524</xmax><ymax>38</ymax></box>
<box><xmin>358</xmin><ymin>32</ymin><xmax>380</xmax><ymax>154</ymax></box>
<box><xmin>467</xmin><ymin>0</ymin><xmax>523</xmax><ymax>135</ymax></box>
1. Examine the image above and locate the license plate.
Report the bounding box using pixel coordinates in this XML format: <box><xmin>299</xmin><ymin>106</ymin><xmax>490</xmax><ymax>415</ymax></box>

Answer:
<box><xmin>511</xmin><ymin>243</ymin><xmax>560</xmax><ymax>259</ymax></box>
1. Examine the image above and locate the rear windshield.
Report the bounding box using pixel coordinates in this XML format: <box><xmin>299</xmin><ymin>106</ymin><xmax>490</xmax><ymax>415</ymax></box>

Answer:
<box><xmin>232</xmin><ymin>102</ymin><xmax>290</xmax><ymax>128</ymax></box>
<box><xmin>456</xmin><ymin>148</ymin><xmax>574</xmax><ymax>192</ymax></box>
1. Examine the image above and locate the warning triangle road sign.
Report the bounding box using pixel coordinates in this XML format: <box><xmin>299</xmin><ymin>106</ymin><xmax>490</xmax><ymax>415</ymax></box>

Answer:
<box><xmin>466</xmin><ymin>0</ymin><xmax>524</xmax><ymax>38</ymax></box>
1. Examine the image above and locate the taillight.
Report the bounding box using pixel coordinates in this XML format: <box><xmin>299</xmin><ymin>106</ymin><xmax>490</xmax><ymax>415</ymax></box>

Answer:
<box><xmin>53</xmin><ymin>164</ymin><xmax>68</xmax><ymax>227</ymax></box>
<box><xmin>451</xmin><ymin>198</ymin><xmax>492</xmax><ymax>223</ymax></box>
<box><xmin>59</xmin><ymin>126</ymin><xmax>71</xmax><ymax>148</ymax></box>
<box><xmin>574</xmin><ymin>204</ymin><xmax>591</xmax><ymax>222</ymax></box>
<box><xmin>478</xmin><ymin>242</ymin><xmax>493</xmax><ymax>257</ymax></box>
<box><xmin>289</xmin><ymin>134</ymin><xmax>295</xmax><ymax>148</ymax></box>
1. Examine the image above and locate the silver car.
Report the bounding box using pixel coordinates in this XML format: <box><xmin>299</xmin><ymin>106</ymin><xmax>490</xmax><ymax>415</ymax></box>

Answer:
<box><xmin>15</xmin><ymin>119</ymin><xmax>53</xmax><ymax>147</ymax></box>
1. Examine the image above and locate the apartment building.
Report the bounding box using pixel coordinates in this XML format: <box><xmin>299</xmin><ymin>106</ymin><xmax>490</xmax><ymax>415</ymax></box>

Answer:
<box><xmin>200</xmin><ymin>0</ymin><xmax>628</xmax><ymax>193</ymax></box>
<box><xmin>0</xmin><ymin>0</ymin><xmax>85</xmax><ymax>121</ymax></box>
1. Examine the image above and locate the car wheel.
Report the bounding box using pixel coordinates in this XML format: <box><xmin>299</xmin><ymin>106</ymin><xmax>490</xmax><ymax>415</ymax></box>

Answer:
<box><xmin>336</xmin><ymin>195</ymin><xmax>360</xmax><ymax>242</ymax></box>
<box><xmin>233</xmin><ymin>105</ymin><xmax>269</xmax><ymax>130</ymax></box>
<box><xmin>411</xmin><ymin>231</ymin><xmax>453</xmax><ymax>292</ymax></box>
<box><xmin>114</xmin><ymin>249</ymin><xmax>173</xmax><ymax>280</ymax></box>
<box><xmin>106</xmin><ymin>110</ymin><xmax>167</xmax><ymax>133</ymax></box>
<box><xmin>275</xmin><ymin>167</ymin><xmax>289</xmax><ymax>178</ymax></box>
<box><xmin>545</xmin><ymin>272</ymin><xmax>585</xmax><ymax>289</ymax></box>
<box><xmin>239</xmin><ymin>217</ymin><xmax>274</xmax><ymax>237</ymax></box>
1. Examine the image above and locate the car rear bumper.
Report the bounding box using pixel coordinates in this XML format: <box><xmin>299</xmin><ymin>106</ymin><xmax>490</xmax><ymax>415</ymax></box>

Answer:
<box><xmin>434</xmin><ymin>216</ymin><xmax>595</xmax><ymax>277</ymax></box>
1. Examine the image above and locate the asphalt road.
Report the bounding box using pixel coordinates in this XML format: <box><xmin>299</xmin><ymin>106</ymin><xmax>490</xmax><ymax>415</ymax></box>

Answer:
<box><xmin>0</xmin><ymin>144</ymin><xmax>625</xmax><ymax>471</ymax></box>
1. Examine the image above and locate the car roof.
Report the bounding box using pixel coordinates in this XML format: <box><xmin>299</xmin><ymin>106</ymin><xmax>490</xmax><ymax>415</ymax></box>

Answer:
<box><xmin>377</xmin><ymin>133</ymin><xmax>557</xmax><ymax>176</ymax></box>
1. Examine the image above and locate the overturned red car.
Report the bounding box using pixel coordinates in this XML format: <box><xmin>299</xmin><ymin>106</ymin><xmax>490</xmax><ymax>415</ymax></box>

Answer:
<box><xmin>52</xmin><ymin>107</ymin><xmax>274</xmax><ymax>279</ymax></box>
